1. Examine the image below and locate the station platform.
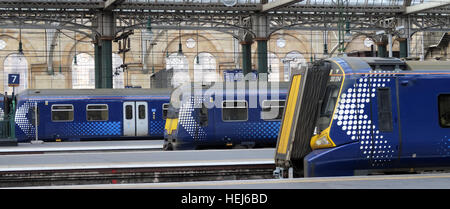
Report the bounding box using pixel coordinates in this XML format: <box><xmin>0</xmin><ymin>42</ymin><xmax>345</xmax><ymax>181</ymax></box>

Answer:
<box><xmin>0</xmin><ymin>147</ymin><xmax>275</xmax><ymax>187</ymax></box>
<box><xmin>0</xmin><ymin>148</ymin><xmax>274</xmax><ymax>172</ymax></box>
<box><xmin>20</xmin><ymin>173</ymin><xmax>450</xmax><ymax>189</ymax></box>
<box><xmin>0</xmin><ymin>140</ymin><xmax>163</xmax><ymax>155</ymax></box>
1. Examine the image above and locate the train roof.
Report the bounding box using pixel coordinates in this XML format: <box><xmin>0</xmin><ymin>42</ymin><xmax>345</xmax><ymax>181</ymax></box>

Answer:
<box><xmin>405</xmin><ymin>61</ymin><xmax>450</xmax><ymax>71</ymax></box>
<box><xmin>333</xmin><ymin>57</ymin><xmax>450</xmax><ymax>72</ymax></box>
<box><xmin>17</xmin><ymin>88</ymin><xmax>173</xmax><ymax>99</ymax></box>
<box><xmin>333</xmin><ymin>57</ymin><xmax>405</xmax><ymax>71</ymax></box>
<box><xmin>174</xmin><ymin>81</ymin><xmax>290</xmax><ymax>91</ymax></box>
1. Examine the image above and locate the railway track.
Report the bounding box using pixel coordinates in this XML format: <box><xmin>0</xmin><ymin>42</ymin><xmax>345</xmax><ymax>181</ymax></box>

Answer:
<box><xmin>0</xmin><ymin>163</ymin><xmax>275</xmax><ymax>187</ymax></box>
<box><xmin>0</xmin><ymin>143</ymin><xmax>276</xmax><ymax>187</ymax></box>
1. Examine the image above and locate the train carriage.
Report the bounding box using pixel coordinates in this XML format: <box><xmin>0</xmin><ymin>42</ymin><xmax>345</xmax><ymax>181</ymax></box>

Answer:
<box><xmin>15</xmin><ymin>88</ymin><xmax>171</xmax><ymax>142</ymax></box>
<box><xmin>275</xmin><ymin>57</ymin><xmax>450</xmax><ymax>177</ymax></box>
<box><xmin>164</xmin><ymin>82</ymin><xmax>289</xmax><ymax>150</ymax></box>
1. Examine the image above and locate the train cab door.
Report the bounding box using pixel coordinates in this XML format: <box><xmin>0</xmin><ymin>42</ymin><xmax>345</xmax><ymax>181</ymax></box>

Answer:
<box><xmin>123</xmin><ymin>101</ymin><xmax>149</xmax><ymax>137</ymax></box>
<box><xmin>367</xmin><ymin>76</ymin><xmax>401</xmax><ymax>169</ymax></box>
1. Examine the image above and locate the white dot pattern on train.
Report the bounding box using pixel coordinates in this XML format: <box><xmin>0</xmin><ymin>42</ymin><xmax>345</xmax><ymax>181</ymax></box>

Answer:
<box><xmin>178</xmin><ymin>96</ymin><xmax>206</xmax><ymax>141</ymax></box>
<box><xmin>15</xmin><ymin>100</ymin><xmax>38</xmax><ymax>138</ymax></box>
<box><xmin>333</xmin><ymin>71</ymin><xmax>397</xmax><ymax>166</ymax></box>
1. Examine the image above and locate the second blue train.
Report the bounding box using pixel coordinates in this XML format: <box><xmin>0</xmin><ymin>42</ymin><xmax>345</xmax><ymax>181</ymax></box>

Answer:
<box><xmin>14</xmin><ymin>88</ymin><xmax>171</xmax><ymax>142</ymax></box>
<box><xmin>164</xmin><ymin>82</ymin><xmax>289</xmax><ymax>150</ymax></box>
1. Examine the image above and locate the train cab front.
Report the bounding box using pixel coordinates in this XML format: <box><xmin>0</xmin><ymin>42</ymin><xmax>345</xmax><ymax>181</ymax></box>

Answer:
<box><xmin>163</xmin><ymin>103</ymin><xmax>179</xmax><ymax>150</ymax></box>
<box><xmin>303</xmin><ymin>59</ymin><xmax>361</xmax><ymax>177</ymax></box>
<box><xmin>163</xmin><ymin>85</ymin><xmax>207</xmax><ymax>151</ymax></box>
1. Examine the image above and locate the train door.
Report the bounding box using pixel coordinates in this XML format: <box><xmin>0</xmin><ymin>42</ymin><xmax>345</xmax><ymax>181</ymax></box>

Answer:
<box><xmin>123</xmin><ymin>101</ymin><xmax>148</xmax><ymax>136</ymax></box>
<box><xmin>368</xmin><ymin>76</ymin><xmax>401</xmax><ymax>168</ymax></box>
<box><xmin>136</xmin><ymin>102</ymin><xmax>148</xmax><ymax>136</ymax></box>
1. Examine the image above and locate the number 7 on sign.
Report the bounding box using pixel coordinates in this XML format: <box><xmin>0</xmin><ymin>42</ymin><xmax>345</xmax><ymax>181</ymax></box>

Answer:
<box><xmin>8</xmin><ymin>73</ymin><xmax>20</xmax><ymax>87</ymax></box>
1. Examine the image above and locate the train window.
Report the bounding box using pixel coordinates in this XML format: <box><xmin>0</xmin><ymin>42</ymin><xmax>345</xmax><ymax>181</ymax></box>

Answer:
<box><xmin>162</xmin><ymin>103</ymin><xmax>170</xmax><ymax>119</ymax></box>
<box><xmin>377</xmin><ymin>88</ymin><xmax>393</xmax><ymax>132</ymax></box>
<box><xmin>138</xmin><ymin>105</ymin><xmax>146</xmax><ymax>119</ymax></box>
<box><xmin>317</xmin><ymin>85</ymin><xmax>339</xmax><ymax>132</ymax></box>
<box><xmin>51</xmin><ymin>105</ymin><xmax>74</xmax><ymax>122</ymax></box>
<box><xmin>125</xmin><ymin>105</ymin><xmax>133</xmax><ymax>119</ymax></box>
<box><xmin>321</xmin><ymin>85</ymin><xmax>339</xmax><ymax>117</ymax></box>
<box><xmin>261</xmin><ymin>100</ymin><xmax>285</xmax><ymax>120</ymax></box>
<box><xmin>86</xmin><ymin>104</ymin><xmax>108</xmax><ymax>121</ymax></box>
<box><xmin>222</xmin><ymin>100</ymin><xmax>248</xmax><ymax>122</ymax></box>
<box><xmin>438</xmin><ymin>94</ymin><xmax>450</xmax><ymax>128</ymax></box>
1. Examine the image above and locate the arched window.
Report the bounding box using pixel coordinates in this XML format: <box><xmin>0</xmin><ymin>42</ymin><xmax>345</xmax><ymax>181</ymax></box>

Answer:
<box><xmin>4</xmin><ymin>53</ymin><xmax>28</xmax><ymax>94</ymax></box>
<box><xmin>194</xmin><ymin>52</ymin><xmax>218</xmax><ymax>83</ymax></box>
<box><xmin>166</xmin><ymin>53</ymin><xmax>190</xmax><ymax>87</ymax></box>
<box><xmin>72</xmin><ymin>53</ymin><xmax>95</xmax><ymax>89</ymax></box>
<box><xmin>268</xmin><ymin>52</ymin><xmax>280</xmax><ymax>82</ymax></box>
<box><xmin>112</xmin><ymin>53</ymin><xmax>124</xmax><ymax>89</ymax></box>
<box><xmin>282</xmin><ymin>51</ymin><xmax>307</xmax><ymax>81</ymax></box>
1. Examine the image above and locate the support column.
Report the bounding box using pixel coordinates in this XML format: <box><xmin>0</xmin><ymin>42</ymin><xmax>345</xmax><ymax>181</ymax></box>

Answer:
<box><xmin>241</xmin><ymin>41</ymin><xmax>253</xmax><ymax>76</ymax></box>
<box><xmin>256</xmin><ymin>38</ymin><xmax>268</xmax><ymax>76</ymax></box>
<box><xmin>252</xmin><ymin>15</ymin><xmax>269</xmax><ymax>80</ymax></box>
<box><xmin>94</xmin><ymin>41</ymin><xmax>102</xmax><ymax>89</ymax></box>
<box><xmin>374</xmin><ymin>35</ymin><xmax>388</xmax><ymax>58</ymax></box>
<box><xmin>101</xmin><ymin>37</ymin><xmax>113</xmax><ymax>88</ymax></box>
<box><xmin>377</xmin><ymin>42</ymin><xmax>387</xmax><ymax>58</ymax></box>
<box><xmin>388</xmin><ymin>33</ymin><xmax>393</xmax><ymax>58</ymax></box>
<box><xmin>397</xmin><ymin>17</ymin><xmax>411</xmax><ymax>58</ymax></box>
<box><xmin>398</xmin><ymin>38</ymin><xmax>408</xmax><ymax>58</ymax></box>
<box><xmin>96</xmin><ymin>11</ymin><xmax>115</xmax><ymax>88</ymax></box>
<box><xmin>323</xmin><ymin>31</ymin><xmax>328</xmax><ymax>57</ymax></box>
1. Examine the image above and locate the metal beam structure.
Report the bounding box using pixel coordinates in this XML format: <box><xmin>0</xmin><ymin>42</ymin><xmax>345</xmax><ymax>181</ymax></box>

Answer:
<box><xmin>405</xmin><ymin>1</ymin><xmax>450</xmax><ymax>14</ymax></box>
<box><xmin>0</xmin><ymin>2</ymin><xmax>447</xmax><ymax>35</ymax></box>
<box><xmin>0</xmin><ymin>0</ymin><xmax>448</xmax><ymax>86</ymax></box>
<box><xmin>104</xmin><ymin>0</ymin><xmax>126</xmax><ymax>10</ymax></box>
<box><xmin>261</xmin><ymin>0</ymin><xmax>303</xmax><ymax>12</ymax></box>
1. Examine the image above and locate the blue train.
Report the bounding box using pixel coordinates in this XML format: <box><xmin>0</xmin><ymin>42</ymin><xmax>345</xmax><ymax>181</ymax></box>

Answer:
<box><xmin>14</xmin><ymin>88</ymin><xmax>171</xmax><ymax>142</ymax></box>
<box><xmin>164</xmin><ymin>82</ymin><xmax>289</xmax><ymax>150</ymax></box>
<box><xmin>275</xmin><ymin>57</ymin><xmax>450</xmax><ymax>177</ymax></box>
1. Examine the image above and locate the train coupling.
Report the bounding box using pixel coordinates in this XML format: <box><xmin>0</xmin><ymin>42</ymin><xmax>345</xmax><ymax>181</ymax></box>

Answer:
<box><xmin>273</xmin><ymin>167</ymin><xmax>294</xmax><ymax>179</ymax></box>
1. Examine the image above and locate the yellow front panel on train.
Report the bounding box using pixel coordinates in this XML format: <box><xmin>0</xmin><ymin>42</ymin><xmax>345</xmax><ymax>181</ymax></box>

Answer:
<box><xmin>170</xmin><ymin>118</ymin><xmax>178</xmax><ymax>134</ymax></box>
<box><xmin>277</xmin><ymin>75</ymin><xmax>301</xmax><ymax>154</ymax></box>
<box><xmin>165</xmin><ymin>118</ymin><xmax>179</xmax><ymax>135</ymax></box>
<box><xmin>164</xmin><ymin>119</ymin><xmax>172</xmax><ymax>132</ymax></box>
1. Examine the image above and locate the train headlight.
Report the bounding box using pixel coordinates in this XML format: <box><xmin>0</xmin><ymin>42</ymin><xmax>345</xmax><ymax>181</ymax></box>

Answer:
<box><xmin>310</xmin><ymin>128</ymin><xmax>336</xmax><ymax>150</ymax></box>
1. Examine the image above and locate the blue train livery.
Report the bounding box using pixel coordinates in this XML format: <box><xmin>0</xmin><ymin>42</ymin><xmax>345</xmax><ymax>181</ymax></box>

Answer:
<box><xmin>164</xmin><ymin>82</ymin><xmax>289</xmax><ymax>150</ymax></box>
<box><xmin>15</xmin><ymin>88</ymin><xmax>171</xmax><ymax>142</ymax></box>
<box><xmin>276</xmin><ymin>57</ymin><xmax>450</xmax><ymax>177</ymax></box>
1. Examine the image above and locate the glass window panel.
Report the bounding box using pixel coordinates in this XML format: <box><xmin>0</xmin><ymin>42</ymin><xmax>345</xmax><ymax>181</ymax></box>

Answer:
<box><xmin>194</xmin><ymin>52</ymin><xmax>218</xmax><ymax>83</ymax></box>
<box><xmin>222</xmin><ymin>101</ymin><xmax>248</xmax><ymax>121</ymax></box>
<box><xmin>138</xmin><ymin>105</ymin><xmax>146</xmax><ymax>119</ymax></box>
<box><xmin>51</xmin><ymin>105</ymin><xmax>74</xmax><ymax>122</ymax></box>
<box><xmin>87</xmin><ymin>104</ymin><xmax>108</xmax><ymax>121</ymax></box>
<box><xmin>439</xmin><ymin>94</ymin><xmax>450</xmax><ymax>128</ymax></box>
<box><xmin>126</xmin><ymin>105</ymin><xmax>133</xmax><ymax>119</ymax></box>
<box><xmin>72</xmin><ymin>53</ymin><xmax>95</xmax><ymax>89</ymax></box>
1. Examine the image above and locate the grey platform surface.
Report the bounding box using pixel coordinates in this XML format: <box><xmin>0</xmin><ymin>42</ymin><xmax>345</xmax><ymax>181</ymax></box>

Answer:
<box><xmin>0</xmin><ymin>148</ymin><xmax>274</xmax><ymax>172</ymax></box>
<box><xmin>0</xmin><ymin>140</ymin><xmax>163</xmax><ymax>153</ymax></box>
<box><xmin>20</xmin><ymin>173</ymin><xmax>450</xmax><ymax>189</ymax></box>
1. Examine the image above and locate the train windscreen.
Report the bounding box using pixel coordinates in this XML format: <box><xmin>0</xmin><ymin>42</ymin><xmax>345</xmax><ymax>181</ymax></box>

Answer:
<box><xmin>316</xmin><ymin>65</ymin><xmax>344</xmax><ymax>132</ymax></box>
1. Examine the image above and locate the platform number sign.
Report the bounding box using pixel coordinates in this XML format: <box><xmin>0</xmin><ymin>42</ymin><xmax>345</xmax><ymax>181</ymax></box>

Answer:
<box><xmin>8</xmin><ymin>74</ymin><xmax>20</xmax><ymax>87</ymax></box>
